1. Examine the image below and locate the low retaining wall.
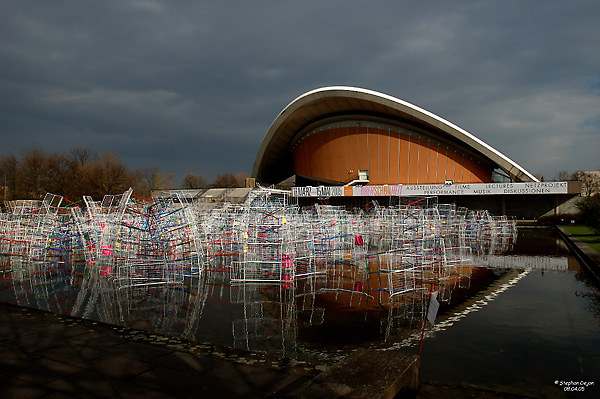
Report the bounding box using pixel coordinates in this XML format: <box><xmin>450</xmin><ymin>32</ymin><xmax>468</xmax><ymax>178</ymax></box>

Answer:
<box><xmin>555</xmin><ymin>226</ymin><xmax>600</xmax><ymax>282</ymax></box>
<box><xmin>291</xmin><ymin>349</ymin><xmax>419</xmax><ymax>398</ymax></box>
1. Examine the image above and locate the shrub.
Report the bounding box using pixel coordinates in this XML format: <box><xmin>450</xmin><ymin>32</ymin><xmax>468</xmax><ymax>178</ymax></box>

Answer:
<box><xmin>537</xmin><ymin>214</ymin><xmax>582</xmax><ymax>226</ymax></box>
<box><xmin>576</xmin><ymin>194</ymin><xmax>600</xmax><ymax>233</ymax></box>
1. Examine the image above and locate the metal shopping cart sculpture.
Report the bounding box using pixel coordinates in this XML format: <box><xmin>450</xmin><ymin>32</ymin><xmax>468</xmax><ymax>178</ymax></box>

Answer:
<box><xmin>0</xmin><ymin>187</ymin><xmax>517</xmax><ymax>341</ymax></box>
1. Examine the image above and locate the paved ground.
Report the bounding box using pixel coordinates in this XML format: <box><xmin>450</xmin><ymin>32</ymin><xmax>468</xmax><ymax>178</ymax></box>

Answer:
<box><xmin>414</xmin><ymin>382</ymin><xmax>538</xmax><ymax>399</ymax></box>
<box><xmin>1</xmin><ymin>300</ymin><xmax>545</xmax><ymax>399</ymax></box>
<box><xmin>0</xmin><ymin>302</ymin><xmax>318</xmax><ymax>398</ymax></box>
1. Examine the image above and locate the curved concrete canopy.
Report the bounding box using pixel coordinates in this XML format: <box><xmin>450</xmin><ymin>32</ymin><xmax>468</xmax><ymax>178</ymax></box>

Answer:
<box><xmin>253</xmin><ymin>86</ymin><xmax>538</xmax><ymax>184</ymax></box>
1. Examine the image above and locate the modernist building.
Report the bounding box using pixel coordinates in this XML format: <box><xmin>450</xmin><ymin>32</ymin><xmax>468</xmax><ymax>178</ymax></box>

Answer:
<box><xmin>253</xmin><ymin>86</ymin><xmax>538</xmax><ymax>186</ymax></box>
<box><xmin>251</xmin><ymin>87</ymin><xmax>585</xmax><ymax>218</ymax></box>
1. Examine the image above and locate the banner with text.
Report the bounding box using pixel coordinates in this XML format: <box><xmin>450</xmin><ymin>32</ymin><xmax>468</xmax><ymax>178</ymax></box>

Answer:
<box><xmin>291</xmin><ymin>182</ymin><xmax>569</xmax><ymax>197</ymax></box>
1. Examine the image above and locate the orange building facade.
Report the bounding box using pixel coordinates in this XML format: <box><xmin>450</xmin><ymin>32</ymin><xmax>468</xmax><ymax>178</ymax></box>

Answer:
<box><xmin>292</xmin><ymin>121</ymin><xmax>492</xmax><ymax>185</ymax></box>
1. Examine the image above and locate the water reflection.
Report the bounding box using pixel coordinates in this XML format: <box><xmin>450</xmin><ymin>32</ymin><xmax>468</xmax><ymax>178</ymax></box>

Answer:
<box><xmin>1</xmin><ymin>252</ymin><xmax>529</xmax><ymax>361</ymax></box>
<box><xmin>2</xmin><ymin>252</ymin><xmax>526</xmax><ymax>360</ymax></box>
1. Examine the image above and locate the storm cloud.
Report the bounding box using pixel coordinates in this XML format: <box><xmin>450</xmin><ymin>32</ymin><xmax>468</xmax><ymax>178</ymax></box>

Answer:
<box><xmin>1</xmin><ymin>0</ymin><xmax>599</xmax><ymax>182</ymax></box>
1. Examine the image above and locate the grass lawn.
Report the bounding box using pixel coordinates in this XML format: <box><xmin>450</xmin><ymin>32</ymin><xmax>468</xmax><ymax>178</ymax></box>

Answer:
<box><xmin>561</xmin><ymin>225</ymin><xmax>600</xmax><ymax>254</ymax></box>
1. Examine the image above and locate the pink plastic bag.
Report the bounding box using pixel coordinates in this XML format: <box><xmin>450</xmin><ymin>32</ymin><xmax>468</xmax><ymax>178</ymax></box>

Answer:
<box><xmin>282</xmin><ymin>274</ymin><xmax>293</xmax><ymax>288</ymax></box>
<box><xmin>354</xmin><ymin>235</ymin><xmax>364</xmax><ymax>246</ymax></box>
<box><xmin>101</xmin><ymin>245</ymin><xmax>113</xmax><ymax>256</ymax></box>
<box><xmin>282</xmin><ymin>254</ymin><xmax>293</xmax><ymax>268</ymax></box>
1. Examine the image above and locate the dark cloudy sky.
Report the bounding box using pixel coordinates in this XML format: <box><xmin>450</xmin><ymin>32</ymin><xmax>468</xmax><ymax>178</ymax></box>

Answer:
<box><xmin>1</xmin><ymin>1</ymin><xmax>599</xmax><ymax>183</ymax></box>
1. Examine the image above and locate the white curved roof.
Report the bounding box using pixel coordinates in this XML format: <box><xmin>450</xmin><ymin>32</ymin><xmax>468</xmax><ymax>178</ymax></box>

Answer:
<box><xmin>253</xmin><ymin>86</ymin><xmax>538</xmax><ymax>184</ymax></box>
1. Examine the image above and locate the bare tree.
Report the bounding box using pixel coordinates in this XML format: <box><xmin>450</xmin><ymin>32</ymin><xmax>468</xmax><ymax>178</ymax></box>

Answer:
<box><xmin>211</xmin><ymin>173</ymin><xmax>238</xmax><ymax>188</ymax></box>
<box><xmin>81</xmin><ymin>153</ymin><xmax>135</xmax><ymax>199</ymax></box>
<box><xmin>234</xmin><ymin>171</ymin><xmax>250</xmax><ymax>186</ymax></box>
<box><xmin>1</xmin><ymin>148</ymin><xmax>179</xmax><ymax>201</ymax></box>
<box><xmin>17</xmin><ymin>150</ymin><xmax>47</xmax><ymax>199</ymax></box>
<box><xmin>133</xmin><ymin>167</ymin><xmax>174</xmax><ymax>197</ymax></box>
<box><xmin>135</xmin><ymin>167</ymin><xmax>160</xmax><ymax>194</ymax></box>
<box><xmin>574</xmin><ymin>170</ymin><xmax>600</xmax><ymax>196</ymax></box>
<box><xmin>0</xmin><ymin>154</ymin><xmax>18</xmax><ymax>200</ymax></box>
<box><xmin>67</xmin><ymin>147</ymin><xmax>96</xmax><ymax>166</ymax></box>
<box><xmin>41</xmin><ymin>152</ymin><xmax>69</xmax><ymax>196</ymax></box>
<box><xmin>160</xmin><ymin>172</ymin><xmax>174</xmax><ymax>191</ymax></box>
<box><xmin>554</xmin><ymin>170</ymin><xmax>570</xmax><ymax>181</ymax></box>
<box><xmin>100</xmin><ymin>153</ymin><xmax>131</xmax><ymax>193</ymax></box>
<box><xmin>64</xmin><ymin>148</ymin><xmax>97</xmax><ymax>200</ymax></box>
<box><xmin>182</xmin><ymin>173</ymin><xmax>207</xmax><ymax>189</ymax></box>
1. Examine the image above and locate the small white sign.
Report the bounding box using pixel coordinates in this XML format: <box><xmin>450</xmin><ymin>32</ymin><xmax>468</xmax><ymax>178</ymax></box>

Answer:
<box><xmin>427</xmin><ymin>291</ymin><xmax>440</xmax><ymax>326</ymax></box>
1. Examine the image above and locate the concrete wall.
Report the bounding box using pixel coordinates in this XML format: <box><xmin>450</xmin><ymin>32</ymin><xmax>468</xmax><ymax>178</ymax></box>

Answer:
<box><xmin>433</xmin><ymin>194</ymin><xmax>580</xmax><ymax>219</ymax></box>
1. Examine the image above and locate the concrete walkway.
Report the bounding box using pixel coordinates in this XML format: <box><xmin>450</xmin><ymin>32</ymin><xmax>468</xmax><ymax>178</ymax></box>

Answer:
<box><xmin>0</xmin><ymin>302</ymin><xmax>317</xmax><ymax>398</ymax></box>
